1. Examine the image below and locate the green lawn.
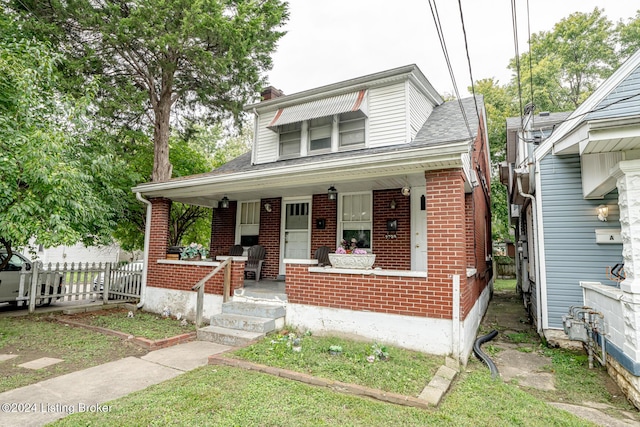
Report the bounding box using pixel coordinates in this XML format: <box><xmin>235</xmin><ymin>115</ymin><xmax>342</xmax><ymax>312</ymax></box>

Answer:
<box><xmin>51</xmin><ymin>363</ymin><xmax>593</xmax><ymax>427</ymax></box>
<box><xmin>229</xmin><ymin>331</ymin><xmax>441</xmax><ymax>396</ymax></box>
<box><xmin>494</xmin><ymin>278</ymin><xmax>516</xmax><ymax>292</ymax></box>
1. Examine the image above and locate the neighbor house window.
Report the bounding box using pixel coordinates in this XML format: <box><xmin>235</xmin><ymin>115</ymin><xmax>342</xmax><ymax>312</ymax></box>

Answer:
<box><xmin>339</xmin><ymin>111</ymin><xmax>365</xmax><ymax>149</ymax></box>
<box><xmin>279</xmin><ymin>122</ymin><xmax>301</xmax><ymax>158</ymax></box>
<box><xmin>238</xmin><ymin>201</ymin><xmax>260</xmax><ymax>246</ymax></box>
<box><xmin>308</xmin><ymin>116</ymin><xmax>332</xmax><ymax>152</ymax></box>
<box><xmin>339</xmin><ymin>192</ymin><xmax>372</xmax><ymax>250</ymax></box>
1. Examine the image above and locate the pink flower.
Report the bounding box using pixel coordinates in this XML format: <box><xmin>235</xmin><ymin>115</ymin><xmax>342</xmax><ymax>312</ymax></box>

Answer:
<box><xmin>335</xmin><ymin>247</ymin><xmax>347</xmax><ymax>254</ymax></box>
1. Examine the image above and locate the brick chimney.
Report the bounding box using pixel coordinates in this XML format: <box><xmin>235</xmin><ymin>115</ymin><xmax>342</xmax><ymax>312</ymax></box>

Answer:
<box><xmin>261</xmin><ymin>86</ymin><xmax>284</xmax><ymax>101</ymax></box>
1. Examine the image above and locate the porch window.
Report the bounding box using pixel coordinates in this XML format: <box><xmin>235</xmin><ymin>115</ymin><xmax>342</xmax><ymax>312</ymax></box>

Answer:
<box><xmin>339</xmin><ymin>111</ymin><xmax>365</xmax><ymax>149</ymax></box>
<box><xmin>308</xmin><ymin>116</ymin><xmax>332</xmax><ymax>152</ymax></box>
<box><xmin>238</xmin><ymin>201</ymin><xmax>260</xmax><ymax>246</ymax></box>
<box><xmin>339</xmin><ymin>192</ymin><xmax>372</xmax><ymax>249</ymax></box>
<box><xmin>279</xmin><ymin>122</ymin><xmax>301</xmax><ymax>158</ymax></box>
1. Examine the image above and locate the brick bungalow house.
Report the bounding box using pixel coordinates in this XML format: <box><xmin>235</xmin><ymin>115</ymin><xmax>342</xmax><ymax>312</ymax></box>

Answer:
<box><xmin>132</xmin><ymin>65</ymin><xmax>493</xmax><ymax>362</ymax></box>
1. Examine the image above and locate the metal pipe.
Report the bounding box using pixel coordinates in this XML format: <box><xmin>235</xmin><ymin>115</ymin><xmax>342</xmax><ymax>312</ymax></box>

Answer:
<box><xmin>517</xmin><ymin>172</ymin><xmax>543</xmax><ymax>333</ymax></box>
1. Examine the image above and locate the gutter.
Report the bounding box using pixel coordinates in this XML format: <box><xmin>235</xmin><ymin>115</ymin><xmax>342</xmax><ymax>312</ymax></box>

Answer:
<box><xmin>135</xmin><ymin>192</ymin><xmax>152</xmax><ymax>309</ymax></box>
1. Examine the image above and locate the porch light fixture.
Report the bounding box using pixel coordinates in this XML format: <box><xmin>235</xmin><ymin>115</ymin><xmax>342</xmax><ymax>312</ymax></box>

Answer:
<box><xmin>264</xmin><ymin>203</ymin><xmax>272</xmax><ymax>213</ymax></box>
<box><xmin>328</xmin><ymin>186</ymin><xmax>338</xmax><ymax>201</ymax></box>
<box><xmin>597</xmin><ymin>205</ymin><xmax>609</xmax><ymax>222</ymax></box>
<box><xmin>390</xmin><ymin>199</ymin><xmax>397</xmax><ymax>209</ymax></box>
<box><xmin>220</xmin><ymin>196</ymin><xmax>230</xmax><ymax>209</ymax></box>
<box><xmin>401</xmin><ymin>187</ymin><xmax>411</xmax><ymax>197</ymax></box>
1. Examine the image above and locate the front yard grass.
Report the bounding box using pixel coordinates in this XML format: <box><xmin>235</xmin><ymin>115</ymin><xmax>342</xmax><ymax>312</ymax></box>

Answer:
<box><xmin>229</xmin><ymin>330</ymin><xmax>442</xmax><ymax>396</ymax></box>
<box><xmin>51</xmin><ymin>363</ymin><xmax>593</xmax><ymax>427</ymax></box>
<box><xmin>0</xmin><ymin>315</ymin><xmax>147</xmax><ymax>393</ymax></box>
<box><xmin>64</xmin><ymin>308</ymin><xmax>196</xmax><ymax>340</ymax></box>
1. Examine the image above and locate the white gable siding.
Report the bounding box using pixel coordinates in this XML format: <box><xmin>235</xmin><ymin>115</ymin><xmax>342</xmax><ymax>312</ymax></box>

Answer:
<box><xmin>409</xmin><ymin>82</ymin><xmax>434</xmax><ymax>140</ymax></box>
<box><xmin>254</xmin><ymin>111</ymin><xmax>279</xmax><ymax>164</ymax></box>
<box><xmin>368</xmin><ymin>83</ymin><xmax>409</xmax><ymax>148</ymax></box>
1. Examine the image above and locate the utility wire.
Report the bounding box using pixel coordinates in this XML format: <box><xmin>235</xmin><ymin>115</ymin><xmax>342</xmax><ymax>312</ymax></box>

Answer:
<box><xmin>511</xmin><ymin>0</ymin><xmax>525</xmax><ymax>129</ymax></box>
<box><xmin>457</xmin><ymin>0</ymin><xmax>482</xmax><ymax>131</ymax></box>
<box><xmin>517</xmin><ymin>91</ymin><xmax>640</xmax><ymax>143</ymax></box>
<box><xmin>428</xmin><ymin>0</ymin><xmax>473</xmax><ymax>140</ymax></box>
<box><xmin>526</xmin><ymin>0</ymin><xmax>534</xmax><ymax>110</ymax></box>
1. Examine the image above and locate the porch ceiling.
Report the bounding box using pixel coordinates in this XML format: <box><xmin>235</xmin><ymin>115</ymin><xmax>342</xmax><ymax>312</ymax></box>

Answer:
<box><xmin>133</xmin><ymin>146</ymin><xmax>466</xmax><ymax>207</ymax></box>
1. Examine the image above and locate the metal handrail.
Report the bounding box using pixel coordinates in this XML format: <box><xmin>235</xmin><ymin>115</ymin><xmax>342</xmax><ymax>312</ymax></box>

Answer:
<box><xmin>191</xmin><ymin>257</ymin><xmax>232</xmax><ymax>327</ymax></box>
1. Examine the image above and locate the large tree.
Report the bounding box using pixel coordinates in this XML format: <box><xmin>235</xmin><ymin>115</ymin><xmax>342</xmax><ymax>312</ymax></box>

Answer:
<box><xmin>509</xmin><ymin>8</ymin><xmax>618</xmax><ymax>111</ymax></box>
<box><xmin>0</xmin><ymin>12</ymin><xmax>124</xmax><ymax>268</ymax></box>
<box><xmin>12</xmin><ymin>0</ymin><xmax>288</xmax><ymax>182</ymax></box>
<box><xmin>618</xmin><ymin>11</ymin><xmax>640</xmax><ymax>60</ymax></box>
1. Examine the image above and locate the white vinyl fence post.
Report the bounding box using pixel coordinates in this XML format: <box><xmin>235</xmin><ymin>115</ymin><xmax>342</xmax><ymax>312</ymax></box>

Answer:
<box><xmin>28</xmin><ymin>261</ymin><xmax>41</xmax><ymax>314</ymax></box>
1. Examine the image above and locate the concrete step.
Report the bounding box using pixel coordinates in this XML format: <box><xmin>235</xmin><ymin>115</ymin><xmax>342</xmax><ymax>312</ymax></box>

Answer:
<box><xmin>210</xmin><ymin>313</ymin><xmax>276</xmax><ymax>333</ymax></box>
<box><xmin>197</xmin><ymin>326</ymin><xmax>264</xmax><ymax>347</ymax></box>
<box><xmin>222</xmin><ymin>301</ymin><xmax>285</xmax><ymax>319</ymax></box>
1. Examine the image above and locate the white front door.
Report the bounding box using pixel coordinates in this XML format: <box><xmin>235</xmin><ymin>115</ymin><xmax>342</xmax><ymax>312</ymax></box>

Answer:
<box><xmin>411</xmin><ymin>186</ymin><xmax>428</xmax><ymax>271</ymax></box>
<box><xmin>281</xmin><ymin>200</ymin><xmax>311</xmax><ymax>275</ymax></box>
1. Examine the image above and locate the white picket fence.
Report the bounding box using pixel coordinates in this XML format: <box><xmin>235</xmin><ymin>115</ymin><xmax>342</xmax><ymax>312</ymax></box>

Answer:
<box><xmin>17</xmin><ymin>261</ymin><xmax>142</xmax><ymax>313</ymax></box>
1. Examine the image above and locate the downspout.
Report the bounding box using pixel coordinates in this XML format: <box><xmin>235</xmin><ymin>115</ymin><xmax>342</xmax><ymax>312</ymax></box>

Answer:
<box><xmin>136</xmin><ymin>192</ymin><xmax>152</xmax><ymax>309</ymax></box>
<box><xmin>516</xmin><ymin>173</ymin><xmax>542</xmax><ymax>333</ymax></box>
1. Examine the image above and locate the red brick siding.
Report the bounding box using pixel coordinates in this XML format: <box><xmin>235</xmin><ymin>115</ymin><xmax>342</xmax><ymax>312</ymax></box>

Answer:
<box><xmin>310</xmin><ymin>194</ymin><xmax>338</xmax><ymax>256</ymax></box>
<box><xmin>149</xmin><ymin>198</ymin><xmax>171</xmax><ymax>264</ymax></box>
<box><xmin>147</xmin><ymin>260</ymin><xmax>245</xmax><ymax>297</ymax></box>
<box><xmin>286</xmin><ymin>264</ymin><xmax>451</xmax><ymax>318</ymax></box>
<box><xmin>210</xmin><ymin>201</ymin><xmax>237</xmax><ymax>258</ymax></box>
<box><xmin>259</xmin><ymin>197</ymin><xmax>281</xmax><ymax>279</ymax></box>
<box><xmin>372</xmin><ymin>189</ymin><xmax>411</xmax><ymax>270</ymax></box>
<box><xmin>424</xmin><ymin>169</ymin><xmax>466</xmax><ymax>319</ymax></box>
<box><xmin>461</xmin><ymin>115</ymin><xmax>492</xmax><ymax>317</ymax></box>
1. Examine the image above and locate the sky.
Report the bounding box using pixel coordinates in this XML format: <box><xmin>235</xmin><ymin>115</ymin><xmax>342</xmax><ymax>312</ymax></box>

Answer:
<box><xmin>266</xmin><ymin>1</ymin><xmax>639</xmax><ymax>98</ymax></box>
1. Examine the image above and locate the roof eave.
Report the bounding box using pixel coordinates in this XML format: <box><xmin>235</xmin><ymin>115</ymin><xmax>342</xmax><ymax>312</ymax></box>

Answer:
<box><xmin>132</xmin><ymin>142</ymin><xmax>468</xmax><ymax>197</ymax></box>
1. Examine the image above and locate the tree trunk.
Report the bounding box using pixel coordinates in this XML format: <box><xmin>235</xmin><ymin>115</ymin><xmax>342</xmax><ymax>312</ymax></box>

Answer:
<box><xmin>152</xmin><ymin>95</ymin><xmax>173</xmax><ymax>182</ymax></box>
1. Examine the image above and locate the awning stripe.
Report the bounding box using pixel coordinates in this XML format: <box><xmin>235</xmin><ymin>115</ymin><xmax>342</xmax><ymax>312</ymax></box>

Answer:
<box><xmin>268</xmin><ymin>90</ymin><xmax>368</xmax><ymax>130</ymax></box>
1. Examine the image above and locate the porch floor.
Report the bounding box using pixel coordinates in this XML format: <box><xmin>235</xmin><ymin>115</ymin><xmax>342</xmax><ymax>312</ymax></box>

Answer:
<box><xmin>236</xmin><ymin>278</ymin><xmax>287</xmax><ymax>302</ymax></box>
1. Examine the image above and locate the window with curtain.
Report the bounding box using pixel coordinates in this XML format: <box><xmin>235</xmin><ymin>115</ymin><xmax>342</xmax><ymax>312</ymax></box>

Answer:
<box><xmin>238</xmin><ymin>201</ymin><xmax>260</xmax><ymax>246</ymax></box>
<box><xmin>279</xmin><ymin>122</ymin><xmax>301</xmax><ymax>158</ymax></box>
<box><xmin>339</xmin><ymin>192</ymin><xmax>372</xmax><ymax>249</ymax></box>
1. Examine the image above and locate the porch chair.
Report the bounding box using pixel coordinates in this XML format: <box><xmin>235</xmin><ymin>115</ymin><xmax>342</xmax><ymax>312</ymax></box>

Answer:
<box><xmin>244</xmin><ymin>244</ymin><xmax>266</xmax><ymax>281</ymax></box>
<box><xmin>229</xmin><ymin>245</ymin><xmax>244</xmax><ymax>256</ymax></box>
<box><xmin>314</xmin><ymin>246</ymin><xmax>332</xmax><ymax>267</ymax></box>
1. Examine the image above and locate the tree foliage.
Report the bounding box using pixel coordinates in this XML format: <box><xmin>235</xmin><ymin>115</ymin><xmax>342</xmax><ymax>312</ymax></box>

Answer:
<box><xmin>0</xmin><ymin>12</ymin><xmax>125</xmax><ymax>267</ymax></box>
<box><xmin>509</xmin><ymin>8</ymin><xmax>618</xmax><ymax>111</ymax></box>
<box><xmin>11</xmin><ymin>0</ymin><xmax>288</xmax><ymax>182</ymax></box>
<box><xmin>485</xmin><ymin>7</ymin><xmax>638</xmax><ymax>246</ymax></box>
<box><xmin>618</xmin><ymin>11</ymin><xmax>640</xmax><ymax>60</ymax></box>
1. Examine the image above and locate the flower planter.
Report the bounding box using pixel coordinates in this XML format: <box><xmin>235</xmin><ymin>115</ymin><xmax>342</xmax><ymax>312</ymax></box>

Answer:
<box><xmin>328</xmin><ymin>253</ymin><xmax>376</xmax><ymax>269</ymax></box>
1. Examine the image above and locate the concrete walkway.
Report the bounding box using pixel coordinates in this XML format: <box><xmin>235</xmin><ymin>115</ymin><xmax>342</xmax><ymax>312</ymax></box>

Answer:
<box><xmin>0</xmin><ymin>341</ymin><xmax>230</xmax><ymax>427</ymax></box>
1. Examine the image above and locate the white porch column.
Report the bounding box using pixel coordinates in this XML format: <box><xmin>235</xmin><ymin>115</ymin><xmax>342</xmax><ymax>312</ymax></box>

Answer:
<box><xmin>613</xmin><ymin>160</ymin><xmax>640</xmax><ymax>361</ymax></box>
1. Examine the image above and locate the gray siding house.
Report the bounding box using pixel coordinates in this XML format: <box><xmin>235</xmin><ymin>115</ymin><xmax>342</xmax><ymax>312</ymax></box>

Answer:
<box><xmin>501</xmin><ymin>49</ymin><xmax>640</xmax><ymax>407</ymax></box>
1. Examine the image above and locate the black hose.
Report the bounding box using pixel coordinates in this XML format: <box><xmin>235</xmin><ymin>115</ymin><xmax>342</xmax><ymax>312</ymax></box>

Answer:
<box><xmin>473</xmin><ymin>330</ymin><xmax>500</xmax><ymax>379</ymax></box>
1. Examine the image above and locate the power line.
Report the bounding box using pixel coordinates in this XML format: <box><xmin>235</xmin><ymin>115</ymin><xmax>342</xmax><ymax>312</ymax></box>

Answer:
<box><xmin>511</xmin><ymin>0</ymin><xmax>525</xmax><ymax>129</ymax></box>
<box><xmin>457</xmin><ymin>0</ymin><xmax>482</xmax><ymax>133</ymax></box>
<box><xmin>428</xmin><ymin>0</ymin><xmax>473</xmax><ymax>141</ymax></box>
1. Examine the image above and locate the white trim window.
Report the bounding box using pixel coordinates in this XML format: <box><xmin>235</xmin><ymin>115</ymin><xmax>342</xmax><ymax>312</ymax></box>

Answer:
<box><xmin>339</xmin><ymin>111</ymin><xmax>366</xmax><ymax>149</ymax></box>
<box><xmin>279</xmin><ymin>122</ymin><xmax>301</xmax><ymax>158</ymax></box>
<box><xmin>237</xmin><ymin>201</ymin><xmax>260</xmax><ymax>247</ymax></box>
<box><xmin>308</xmin><ymin>116</ymin><xmax>332</xmax><ymax>153</ymax></box>
<box><xmin>339</xmin><ymin>192</ymin><xmax>372</xmax><ymax>250</ymax></box>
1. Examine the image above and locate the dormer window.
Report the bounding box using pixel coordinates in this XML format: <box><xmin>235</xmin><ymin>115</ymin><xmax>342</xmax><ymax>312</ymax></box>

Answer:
<box><xmin>279</xmin><ymin>122</ymin><xmax>301</xmax><ymax>158</ymax></box>
<box><xmin>268</xmin><ymin>89</ymin><xmax>368</xmax><ymax>159</ymax></box>
<box><xmin>339</xmin><ymin>111</ymin><xmax>366</xmax><ymax>149</ymax></box>
<box><xmin>309</xmin><ymin>117</ymin><xmax>332</xmax><ymax>152</ymax></box>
